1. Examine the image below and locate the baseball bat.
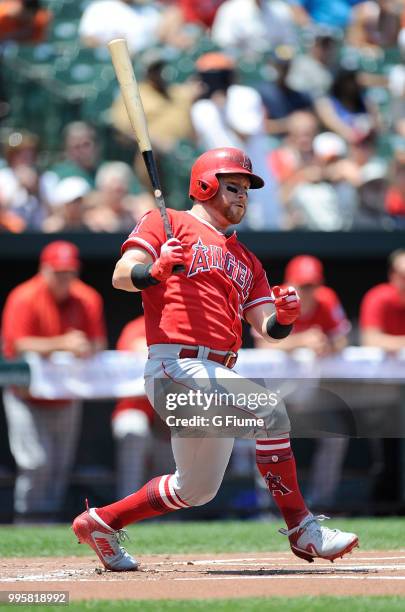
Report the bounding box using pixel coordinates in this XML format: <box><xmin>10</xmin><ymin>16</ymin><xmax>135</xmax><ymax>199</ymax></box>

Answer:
<box><xmin>108</xmin><ymin>38</ymin><xmax>184</xmax><ymax>272</ymax></box>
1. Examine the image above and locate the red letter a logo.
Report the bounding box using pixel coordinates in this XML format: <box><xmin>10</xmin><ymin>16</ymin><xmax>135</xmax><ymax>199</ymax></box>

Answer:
<box><xmin>188</xmin><ymin>238</ymin><xmax>210</xmax><ymax>277</ymax></box>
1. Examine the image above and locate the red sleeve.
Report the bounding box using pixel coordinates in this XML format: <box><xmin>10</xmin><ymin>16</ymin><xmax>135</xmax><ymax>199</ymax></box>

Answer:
<box><xmin>179</xmin><ymin>0</ymin><xmax>199</xmax><ymax>21</ymax></box>
<box><xmin>385</xmin><ymin>188</ymin><xmax>405</xmax><ymax>215</ymax></box>
<box><xmin>117</xmin><ymin>317</ymin><xmax>146</xmax><ymax>350</ymax></box>
<box><xmin>1</xmin><ymin>291</ymin><xmax>37</xmax><ymax>358</ymax></box>
<box><xmin>179</xmin><ymin>0</ymin><xmax>220</xmax><ymax>26</ymax></box>
<box><xmin>31</xmin><ymin>9</ymin><xmax>52</xmax><ymax>43</ymax></box>
<box><xmin>121</xmin><ymin>210</ymin><xmax>166</xmax><ymax>261</ymax></box>
<box><xmin>78</xmin><ymin>285</ymin><xmax>107</xmax><ymax>341</ymax></box>
<box><xmin>268</xmin><ymin>148</ymin><xmax>296</xmax><ymax>182</ymax></box>
<box><xmin>316</xmin><ymin>287</ymin><xmax>351</xmax><ymax>336</ymax></box>
<box><xmin>359</xmin><ymin>288</ymin><xmax>385</xmax><ymax>330</ymax></box>
<box><xmin>88</xmin><ymin>294</ymin><xmax>106</xmax><ymax>340</ymax></box>
<box><xmin>242</xmin><ymin>254</ymin><xmax>274</xmax><ymax>314</ymax></box>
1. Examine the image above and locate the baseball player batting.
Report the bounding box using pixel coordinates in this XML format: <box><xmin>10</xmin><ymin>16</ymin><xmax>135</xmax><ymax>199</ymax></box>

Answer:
<box><xmin>72</xmin><ymin>147</ymin><xmax>359</xmax><ymax>570</ymax></box>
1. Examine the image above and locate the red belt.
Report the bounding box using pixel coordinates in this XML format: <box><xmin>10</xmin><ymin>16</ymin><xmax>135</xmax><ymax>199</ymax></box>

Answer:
<box><xmin>179</xmin><ymin>348</ymin><xmax>238</xmax><ymax>369</ymax></box>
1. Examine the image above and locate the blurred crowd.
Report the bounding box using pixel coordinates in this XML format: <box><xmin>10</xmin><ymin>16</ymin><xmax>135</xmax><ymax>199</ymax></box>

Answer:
<box><xmin>0</xmin><ymin>0</ymin><xmax>404</xmax><ymax>232</ymax></box>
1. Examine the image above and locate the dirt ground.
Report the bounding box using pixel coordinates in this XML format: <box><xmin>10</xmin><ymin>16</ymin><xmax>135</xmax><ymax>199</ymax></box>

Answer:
<box><xmin>1</xmin><ymin>551</ymin><xmax>405</xmax><ymax>600</ymax></box>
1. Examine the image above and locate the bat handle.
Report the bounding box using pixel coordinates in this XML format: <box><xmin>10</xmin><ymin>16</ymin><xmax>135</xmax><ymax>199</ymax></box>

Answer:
<box><xmin>153</xmin><ymin>194</ymin><xmax>185</xmax><ymax>274</ymax></box>
<box><xmin>141</xmin><ymin>151</ymin><xmax>185</xmax><ymax>274</ymax></box>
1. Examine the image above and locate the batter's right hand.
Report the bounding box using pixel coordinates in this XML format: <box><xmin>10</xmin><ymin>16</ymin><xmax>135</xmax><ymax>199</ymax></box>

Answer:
<box><xmin>151</xmin><ymin>238</ymin><xmax>185</xmax><ymax>281</ymax></box>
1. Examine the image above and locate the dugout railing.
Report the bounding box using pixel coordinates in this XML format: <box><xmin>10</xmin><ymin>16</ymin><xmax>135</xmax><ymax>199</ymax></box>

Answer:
<box><xmin>0</xmin><ymin>350</ymin><xmax>404</xmax><ymax>522</ymax></box>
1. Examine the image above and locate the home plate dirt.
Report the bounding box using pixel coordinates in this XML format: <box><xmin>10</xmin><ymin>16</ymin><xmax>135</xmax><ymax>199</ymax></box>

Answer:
<box><xmin>1</xmin><ymin>551</ymin><xmax>405</xmax><ymax>600</ymax></box>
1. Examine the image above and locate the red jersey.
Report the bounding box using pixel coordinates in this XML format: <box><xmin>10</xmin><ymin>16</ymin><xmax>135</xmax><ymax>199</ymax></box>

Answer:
<box><xmin>179</xmin><ymin>0</ymin><xmax>225</xmax><ymax>27</ymax></box>
<box><xmin>292</xmin><ymin>286</ymin><xmax>350</xmax><ymax>337</ymax></box>
<box><xmin>122</xmin><ymin>209</ymin><xmax>274</xmax><ymax>352</ymax></box>
<box><xmin>385</xmin><ymin>187</ymin><xmax>405</xmax><ymax>216</ymax></box>
<box><xmin>268</xmin><ymin>147</ymin><xmax>300</xmax><ymax>183</ymax></box>
<box><xmin>2</xmin><ymin>274</ymin><xmax>106</xmax><ymax>359</ymax></box>
<box><xmin>0</xmin><ymin>3</ymin><xmax>52</xmax><ymax>43</ymax></box>
<box><xmin>113</xmin><ymin>315</ymin><xmax>154</xmax><ymax>421</ymax></box>
<box><xmin>360</xmin><ymin>283</ymin><xmax>405</xmax><ymax>335</ymax></box>
<box><xmin>116</xmin><ymin>316</ymin><xmax>147</xmax><ymax>351</ymax></box>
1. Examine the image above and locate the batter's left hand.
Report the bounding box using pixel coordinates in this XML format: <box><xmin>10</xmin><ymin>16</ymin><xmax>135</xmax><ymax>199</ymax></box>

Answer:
<box><xmin>273</xmin><ymin>285</ymin><xmax>301</xmax><ymax>325</ymax></box>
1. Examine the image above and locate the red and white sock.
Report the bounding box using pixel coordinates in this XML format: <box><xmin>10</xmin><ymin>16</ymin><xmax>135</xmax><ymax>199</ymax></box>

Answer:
<box><xmin>256</xmin><ymin>434</ymin><xmax>309</xmax><ymax>529</ymax></box>
<box><xmin>95</xmin><ymin>474</ymin><xmax>190</xmax><ymax>530</ymax></box>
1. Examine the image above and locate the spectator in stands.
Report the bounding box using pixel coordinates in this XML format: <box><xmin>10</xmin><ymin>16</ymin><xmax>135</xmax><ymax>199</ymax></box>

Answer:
<box><xmin>318</xmin><ymin>129</ymin><xmax>387</xmax><ymax>214</ymax></box>
<box><xmin>0</xmin><ymin>189</ymin><xmax>26</xmax><ymax>233</ymax></box>
<box><xmin>257</xmin><ymin>45</ymin><xmax>314</xmax><ymax>137</ymax></box>
<box><xmin>353</xmin><ymin>158</ymin><xmax>390</xmax><ymax>228</ymax></box>
<box><xmin>400</xmin><ymin>2</ymin><xmax>405</xmax><ymax>51</ymax></box>
<box><xmin>385</xmin><ymin>149</ymin><xmax>405</xmax><ymax>224</ymax></box>
<box><xmin>315</xmin><ymin>67</ymin><xmax>378</xmax><ymax>144</ymax></box>
<box><xmin>255</xmin><ymin>255</ymin><xmax>350</xmax><ymax>354</ymax></box>
<box><xmin>0</xmin><ymin>83</ymin><xmax>8</xmax><ymax>122</ymax></box>
<box><xmin>1</xmin><ymin>241</ymin><xmax>107</xmax><ymax>522</ymax></box>
<box><xmin>284</xmin><ymin>131</ymin><xmax>357</xmax><ymax>230</ymax></box>
<box><xmin>111</xmin><ymin>315</ymin><xmax>174</xmax><ymax>498</ymax></box>
<box><xmin>359</xmin><ymin>244</ymin><xmax>405</xmax><ymax>502</ymax></box>
<box><xmin>84</xmin><ymin>162</ymin><xmax>155</xmax><ymax>232</ymax></box>
<box><xmin>42</xmin><ymin>176</ymin><xmax>92</xmax><ymax>233</ymax></box>
<box><xmin>269</xmin><ymin>110</ymin><xmax>320</xmax><ymax>186</ymax></box>
<box><xmin>170</xmin><ymin>0</ymin><xmax>225</xmax><ymax>28</ymax></box>
<box><xmin>347</xmin><ymin>128</ymin><xmax>383</xmax><ymax>172</ymax></box>
<box><xmin>191</xmin><ymin>51</ymin><xmax>281</xmax><ymax>228</ymax></box>
<box><xmin>254</xmin><ymin>255</ymin><xmax>351</xmax><ymax>509</ymax></box>
<box><xmin>79</xmin><ymin>0</ymin><xmax>161</xmax><ymax>56</ymax></box>
<box><xmin>380</xmin><ymin>0</ymin><xmax>404</xmax><ymax>47</ymax></box>
<box><xmin>110</xmin><ymin>48</ymin><xmax>197</xmax><ymax>188</ymax></box>
<box><xmin>360</xmin><ymin>248</ymin><xmax>405</xmax><ymax>350</ymax></box>
<box><xmin>40</xmin><ymin>122</ymin><xmax>101</xmax><ymax>205</ymax></box>
<box><xmin>394</xmin><ymin>118</ymin><xmax>405</xmax><ymax>140</ymax></box>
<box><xmin>0</xmin><ymin>130</ymin><xmax>44</xmax><ymax>229</ymax></box>
<box><xmin>269</xmin><ymin>111</ymin><xmax>386</xmax><ymax>229</ymax></box>
<box><xmin>389</xmin><ymin>66</ymin><xmax>405</xmax><ymax>129</ymax></box>
<box><xmin>287</xmin><ymin>26</ymin><xmax>340</xmax><ymax>99</ymax></box>
<box><xmin>112</xmin><ymin>315</ymin><xmax>153</xmax><ymax>498</ymax></box>
<box><xmin>0</xmin><ymin>0</ymin><xmax>52</xmax><ymax>43</ymax></box>
<box><xmin>211</xmin><ymin>0</ymin><xmax>298</xmax><ymax>55</ymax></box>
<box><xmin>159</xmin><ymin>0</ymin><xmax>226</xmax><ymax>49</ymax></box>
<box><xmin>0</xmin><ymin>0</ymin><xmax>52</xmax><ymax>121</ymax></box>
<box><xmin>388</xmin><ymin>28</ymin><xmax>405</xmax><ymax>131</ymax></box>
<box><xmin>346</xmin><ymin>0</ymin><xmax>401</xmax><ymax>55</ymax></box>
<box><xmin>314</xmin><ymin>131</ymin><xmax>359</xmax><ymax>226</ymax></box>
<box><xmin>289</xmin><ymin>0</ymin><xmax>367</xmax><ymax>32</ymax></box>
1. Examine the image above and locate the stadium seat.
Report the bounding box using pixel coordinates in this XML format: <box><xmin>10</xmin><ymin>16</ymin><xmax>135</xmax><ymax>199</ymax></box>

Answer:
<box><xmin>44</xmin><ymin>0</ymin><xmax>82</xmax><ymax>21</ymax></box>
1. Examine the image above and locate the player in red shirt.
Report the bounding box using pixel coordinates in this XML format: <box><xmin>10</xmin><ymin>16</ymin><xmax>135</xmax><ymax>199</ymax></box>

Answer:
<box><xmin>72</xmin><ymin>147</ymin><xmax>358</xmax><ymax>570</ymax></box>
<box><xmin>0</xmin><ymin>0</ymin><xmax>52</xmax><ymax>44</ymax></box>
<box><xmin>360</xmin><ymin>248</ymin><xmax>405</xmax><ymax>351</ymax></box>
<box><xmin>253</xmin><ymin>255</ymin><xmax>351</xmax><ymax>510</ymax></box>
<box><xmin>255</xmin><ymin>255</ymin><xmax>350</xmax><ymax>355</ymax></box>
<box><xmin>112</xmin><ymin>316</ymin><xmax>164</xmax><ymax>499</ymax></box>
<box><xmin>384</xmin><ymin>152</ymin><xmax>405</xmax><ymax>218</ymax></box>
<box><xmin>1</xmin><ymin>241</ymin><xmax>106</xmax><ymax>522</ymax></box>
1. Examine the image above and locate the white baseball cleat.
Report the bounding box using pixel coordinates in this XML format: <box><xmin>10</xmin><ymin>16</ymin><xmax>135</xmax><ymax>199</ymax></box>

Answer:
<box><xmin>72</xmin><ymin>503</ymin><xmax>138</xmax><ymax>571</ymax></box>
<box><xmin>279</xmin><ymin>514</ymin><xmax>359</xmax><ymax>563</ymax></box>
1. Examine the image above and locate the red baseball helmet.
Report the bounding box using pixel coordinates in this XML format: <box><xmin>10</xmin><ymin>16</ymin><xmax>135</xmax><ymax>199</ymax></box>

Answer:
<box><xmin>189</xmin><ymin>147</ymin><xmax>264</xmax><ymax>201</ymax></box>
<box><xmin>284</xmin><ymin>255</ymin><xmax>324</xmax><ymax>286</ymax></box>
